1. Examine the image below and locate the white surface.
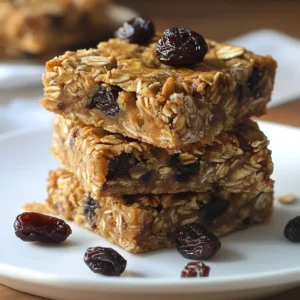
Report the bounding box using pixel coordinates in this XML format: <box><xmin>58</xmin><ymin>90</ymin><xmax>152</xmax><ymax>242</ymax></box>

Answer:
<box><xmin>0</xmin><ymin>122</ymin><xmax>300</xmax><ymax>300</ymax></box>
<box><xmin>0</xmin><ymin>99</ymin><xmax>53</xmax><ymax>134</ymax></box>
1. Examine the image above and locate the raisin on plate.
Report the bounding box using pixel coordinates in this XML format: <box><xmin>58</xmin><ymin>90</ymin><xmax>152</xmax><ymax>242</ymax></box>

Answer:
<box><xmin>14</xmin><ymin>212</ymin><xmax>72</xmax><ymax>243</ymax></box>
<box><xmin>84</xmin><ymin>246</ymin><xmax>127</xmax><ymax>276</ymax></box>
<box><xmin>181</xmin><ymin>261</ymin><xmax>210</xmax><ymax>277</ymax></box>
<box><xmin>284</xmin><ymin>216</ymin><xmax>300</xmax><ymax>242</ymax></box>
<box><xmin>175</xmin><ymin>222</ymin><xmax>221</xmax><ymax>260</ymax></box>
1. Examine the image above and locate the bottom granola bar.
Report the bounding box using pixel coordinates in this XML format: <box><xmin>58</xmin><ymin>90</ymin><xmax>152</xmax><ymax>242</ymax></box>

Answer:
<box><xmin>25</xmin><ymin>169</ymin><xmax>273</xmax><ymax>253</ymax></box>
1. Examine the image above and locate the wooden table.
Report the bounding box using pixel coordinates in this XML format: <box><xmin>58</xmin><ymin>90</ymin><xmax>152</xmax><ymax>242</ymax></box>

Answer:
<box><xmin>1</xmin><ymin>0</ymin><xmax>300</xmax><ymax>298</ymax></box>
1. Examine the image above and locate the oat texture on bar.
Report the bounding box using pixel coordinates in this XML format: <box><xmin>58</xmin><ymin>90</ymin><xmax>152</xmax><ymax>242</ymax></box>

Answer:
<box><xmin>24</xmin><ymin>168</ymin><xmax>274</xmax><ymax>253</ymax></box>
<box><xmin>52</xmin><ymin>115</ymin><xmax>274</xmax><ymax>196</ymax></box>
<box><xmin>41</xmin><ymin>36</ymin><xmax>277</xmax><ymax>148</ymax></box>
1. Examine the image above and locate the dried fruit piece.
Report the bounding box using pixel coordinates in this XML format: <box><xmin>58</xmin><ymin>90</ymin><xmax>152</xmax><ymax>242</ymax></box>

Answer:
<box><xmin>84</xmin><ymin>196</ymin><xmax>99</xmax><ymax>229</ymax></box>
<box><xmin>156</xmin><ymin>28</ymin><xmax>208</xmax><ymax>67</ymax></box>
<box><xmin>88</xmin><ymin>85</ymin><xmax>121</xmax><ymax>116</ymax></box>
<box><xmin>175</xmin><ymin>222</ymin><xmax>221</xmax><ymax>260</ymax></box>
<box><xmin>84</xmin><ymin>247</ymin><xmax>127</xmax><ymax>276</ymax></box>
<box><xmin>204</xmin><ymin>196</ymin><xmax>229</xmax><ymax>223</ymax></box>
<box><xmin>181</xmin><ymin>262</ymin><xmax>210</xmax><ymax>277</ymax></box>
<box><xmin>171</xmin><ymin>154</ymin><xmax>200</xmax><ymax>182</ymax></box>
<box><xmin>284</xmin><ymin>216</ymin><xmax>300</xmax><ymax>242</ymax></box>
<box><xmin>247</xmin><ymin>67</ymin><xmax>263</xmax><ymax>98</ymax></box>
<box><xmin>14</xmin><ymin>212</ymin><xmax>72</xmax><ymax>243</ymax></box>
<box><xmin>107</xmin><ymin>153</ymin><xmax>132</xmax><ymax>180</ymax></box>
<box><xmin>115</xmin><ymin>16</ymin><xmax>155</xmax><ymax>44</ymax></box>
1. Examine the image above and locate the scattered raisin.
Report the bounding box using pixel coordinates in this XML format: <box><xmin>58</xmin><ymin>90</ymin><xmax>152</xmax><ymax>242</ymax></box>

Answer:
<box><xmin>107</xmin><ymin>153</ymin><xmax>132</xmax><ymax>180</ymax></box>
<box><xmin>84</xmin><ymin>196</ymin><xmax>99</xmax><ymax>229</ymax></box>
<box><xmin>181</xmin><ymin>261</ymin><xmax>210</xmax><ymax>278</ymax></box>
<box><xmin>204</xmin><ymin>196</ymin><xmax>229</xmax><ymax>223</ymax></box>
<box><xmin>247</xmin><ymin>67</ymin><xmax>263</xmax><ymax>98</ymax></box>
<box><xmin>175</xmin><ymin>222</ymin><xmax>221</xmax><ymax>260</ymax></box>
<box><xmin>84</xmin><ymin>247</ymin><xmax>127</xmax><ymax>276</ymax></box>
<box><xmin>88</xmin><ymin>85</ymin><xmax>121</xmax><ymax>117</ymax></box>
<box><xmin>115</xmin><ymin>16</ymin><xmax>155</xmax><ymax>44</ymax></box>
<box><xmin>156</xmin><ymin>28</ymin><xmax>208</xmax><ymax>67</ymax></box>
<box><xmin>171</xmin><ymin>154</ymin><xmax>200</xmax><ymax>182</ymax></box>
<box><xmin>284</xmin><ymin>216</ymin><xmax>300</xmax><ymax>242</ymax></box>
<box><xmin>14</xmin><ymin>212</ymin><xmax>72</xmax><ymax>243</ymax></box>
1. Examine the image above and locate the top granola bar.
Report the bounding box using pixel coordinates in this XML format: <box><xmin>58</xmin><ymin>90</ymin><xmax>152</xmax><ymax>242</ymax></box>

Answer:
<box><xmin>41</xmin><ymin>34</ymin><xmax>277</xmax><ymax>148</ymax></box>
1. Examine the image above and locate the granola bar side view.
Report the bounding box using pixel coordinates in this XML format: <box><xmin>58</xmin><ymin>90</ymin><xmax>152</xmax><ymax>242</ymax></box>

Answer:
<box><xmin>52</xmin><ymin>115</ymin><xmax>274</xmax><ymax>196</ymax></box>
<box><xmin>24</xmin><ymin>169</ymin><xmax>273</xmax><ymax>254</ymax></box>
<box><xmin>41</xmin><ymin>35</ymin><xmax>277</xmax><ymax>148</ymax></box>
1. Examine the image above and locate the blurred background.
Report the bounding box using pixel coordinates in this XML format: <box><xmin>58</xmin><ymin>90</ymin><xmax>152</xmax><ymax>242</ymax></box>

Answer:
<box><xmin>116</xmin><ymin>0</ymin><xmax>300</xmax><ymax>40</ymax></box>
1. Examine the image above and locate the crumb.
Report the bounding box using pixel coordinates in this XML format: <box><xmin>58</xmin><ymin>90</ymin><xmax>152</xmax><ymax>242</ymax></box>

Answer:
<box><xmin>277</xmin><ymin>194</ymin><xmax>297</xmax><ymax>205</ymax></box>
<box><xmin>22</xmin><ymin>202</ymin><xmax>49</xmax><ymax>213</ymax></box>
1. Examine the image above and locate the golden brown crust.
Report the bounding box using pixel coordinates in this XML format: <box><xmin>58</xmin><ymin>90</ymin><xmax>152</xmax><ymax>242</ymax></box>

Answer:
<box><xmin>41</xmin><ymin>37</ymin><xmax>277</xmax><ymax>148</ymax></box>
<box><xmin>24</xmin><ymin>168</ymin><xmax>273</xmax><ymax>253</ymax></box>
<box><xmin>52</xmin><ymin>115</ymin><xmax>274</xmax><ymax>196</ymax></box>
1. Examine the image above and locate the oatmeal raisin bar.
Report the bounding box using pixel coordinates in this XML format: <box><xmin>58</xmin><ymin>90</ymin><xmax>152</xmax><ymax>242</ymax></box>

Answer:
<box><xmin>41</xmin><ymin>37</ymin><xmax>276</xmax><ymax>148</ymax></box>
<box><xmin>25</xmin><ymin>169</ymin><xmax>273</xmax><ymax>253</ymax></box>
<box><xmin>0</xmin><ymin>0</ymin><xmax>110</xmax><ymax>60</ymax></box>
<box><xmin>52</xmin><ymin>115</ymin><xmax>274</xmax><ymax>196</ymax></box>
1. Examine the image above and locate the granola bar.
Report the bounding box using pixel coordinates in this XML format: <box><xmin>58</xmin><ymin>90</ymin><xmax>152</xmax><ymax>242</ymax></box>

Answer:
<box><xmin>41</xmin><ymin>36</ymin><xmax>276</xmax><ymax>148</ymax></box>
<box><xmin>25</xmin><ymin>168</ymin><xmax>273</xmax><ymax>253</ymax></box>
<box><xmin>0</xmin><ymin>0</ymin><xmax>110</xmax><ymax>60</ymax></box>
<box><xmin>52</xmin><ymin>115</ymin><xmax>274</xmax><ymax>196</ymax></box>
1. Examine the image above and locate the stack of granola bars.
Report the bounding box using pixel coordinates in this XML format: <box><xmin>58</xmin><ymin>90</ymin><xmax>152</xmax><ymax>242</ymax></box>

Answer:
<box><xmin>34</xmin><ymin>20</ymin><xmax>277</xmax><ymax>253</ymax></box>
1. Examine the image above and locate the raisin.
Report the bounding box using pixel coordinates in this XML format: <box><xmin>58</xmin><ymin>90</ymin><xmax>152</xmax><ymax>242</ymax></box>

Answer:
<box><xmin>48</xmin><ymin>15</ymin><xmax>64</xmax><ymax>27</ymax></box>
<box><xmin>84</xmin><ymin>196</ymin><xmax>99</xmax><ymax>229</ymax></box>
<box><xmin>115</xmin><ymin>16</ymin><xmax>155</xmax><ymax>44</ymax></box>
<box><xmin>171</xmin><ymin>154</ymin><xmax>200</xmax><ymax>182</ymax></box>
<box><xmin>140</xmin><ymin>171</ymin><xmax>152</xmax><ymax>183</ymax></box>
<box><xmin>123</xmin><ymin>195</ymin><xmax>139</xmax><ymax>205</ymax></box>
<box><xmin>204</xmin><ymin>196</ymin><xmax>229</xmax><ymax>223</ymax></box>
<box><xmin>284</xmin><ymin>216</ymin><xmax>300</xmax><ymax>242</ymax></box>
<box><xmin>88</xmin><ymin>85</ymin><xmax>121</xmax><ymax>117</ymax></box>
<box><xmin>181</xmin><ymin>261</ymin><xmax>210</xmax><ymax>278</ymax></box>
<box><xmin>155</xmin><ymin>204</ymin><xmax>163</xmax><ymax>213</ymax></box>
<box><xmin>242</xmin><ymin>216</ymin><xmax>251</xmax><ymax>227</ymax></box>
<box><xmin>14</xmin><ymin>212</ymin><xmax>72</xmax><ymax>243</ymax></box>
<box><xmin>175</xmin><ymin>222</ymin><xmax>221</xmax><ymax>260</ymax></box>
<box><xmin>107</xmin><ymin>153</ymin><xmax>132</xmax><ymax>180</ymax></box>
<box><xmin>247</xmin><ymin>67</ymin><xmax>263</xmax><ymax>98</ymax></box>
<box><xmin>84</xmin><ymin>247</ymin><xmax>127</xmax><ymax>276</ymax></box>
<box><xmin>236</xmin><ymin>84</ymin><xmax>244</xmax><ymax>102</ymax></box>
<box><xmin>156</xmin><ymin>28</ymin><xmax>208</xmax><ymax>68</ymax></box>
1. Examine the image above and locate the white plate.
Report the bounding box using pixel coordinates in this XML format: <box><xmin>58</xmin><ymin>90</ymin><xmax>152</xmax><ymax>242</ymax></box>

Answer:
<box><xmin>0</xmin><ymin>122</ymin><xmax>300</xmax><ymax>300</ymax></box>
